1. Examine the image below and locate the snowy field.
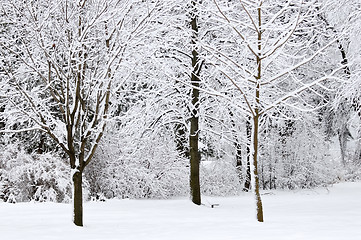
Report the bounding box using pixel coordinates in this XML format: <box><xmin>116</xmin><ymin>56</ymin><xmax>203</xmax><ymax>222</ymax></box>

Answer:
<box><xmin>1</xmin><ymin>182</ymin><xmax>360</xmax><ymax>240</ymax></box>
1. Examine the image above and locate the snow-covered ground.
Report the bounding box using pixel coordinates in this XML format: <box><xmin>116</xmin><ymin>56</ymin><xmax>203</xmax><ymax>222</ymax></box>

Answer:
<box><xmin>1</xmin><ymin>181</ymin><xmax>360</xmax><ymax>240</ymax></box>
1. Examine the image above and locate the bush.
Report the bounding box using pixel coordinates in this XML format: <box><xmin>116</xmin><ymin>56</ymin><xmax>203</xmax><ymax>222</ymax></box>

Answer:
<box><xmin>200</xmin><ymin>160</ymin><xmax>242</xmax><ymax>196</ymax></box>
<box><xmin>86</xmin><ymin>127</ymin><xmax>189</xmax><ymax>199</ymax></box>
<box><xmin>259</xmin><ymin>119</ymin><xmax>339</xmax><ymax>190</ymax></box>
<box><xmin>0</xmin><ymin>144</ymin><xmax>73</xmax><ymax>203</ymax></box>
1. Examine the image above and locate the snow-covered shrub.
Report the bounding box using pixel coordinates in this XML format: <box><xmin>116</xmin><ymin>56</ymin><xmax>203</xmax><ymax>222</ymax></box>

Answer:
<box><xmin>0</xmin><ymin>144</ymin><xmax>73</xmax><ymax>203</ymax></box>
<box><xmin>86</xmin><ymin>125</ymin><xmax>189</xmax><ymax>199</ymax></box>
<box><xmin>259</xmin><ymin>119</ymin><xmax>339</xmax><ymax>190</ymax></box>
<box><xmin>97</xmin><ymin>157</ymin><xmax>188</xmax><ymax>199</ymax></box>
<box><xmin>200</xmin><ymin>160</ymin><xmax>242</xmax><ymax>196</ymax></box>
<box><xmin>337</xmin><ymin>161</ymin><xmax>361</xmax><ymax>182</ymax></box>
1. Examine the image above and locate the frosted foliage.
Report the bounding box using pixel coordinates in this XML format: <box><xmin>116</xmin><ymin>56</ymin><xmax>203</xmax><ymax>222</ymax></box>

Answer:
<box><xmin>259</xmin><ymin>119</ymin><xmax>339</xmax><ymax>190</ymax></box>
<box><xmin>200</xmin><ymin>161</ymin><xmax>242</xmax><ymax>196</ymax></box>
<box><xmin>0</xmin><ymin>144</ymin><xmax>72</xmax><ymax>203</ymax></box>
<box><xmin>324</xmin><ymin>0</ymin><xmax>361</xmax><ymax>66</ymax></box>
<box><xmin>86</xmin><ymin>126</ymin><xmax>189</xmax><ymax>199</ymax></box>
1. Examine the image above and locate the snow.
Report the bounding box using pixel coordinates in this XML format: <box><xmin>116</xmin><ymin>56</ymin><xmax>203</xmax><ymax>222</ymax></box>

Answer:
<box><xmin>1</xmin><ymin>181</ymin><xmax>361</xmax><ymax>240</ymax></box>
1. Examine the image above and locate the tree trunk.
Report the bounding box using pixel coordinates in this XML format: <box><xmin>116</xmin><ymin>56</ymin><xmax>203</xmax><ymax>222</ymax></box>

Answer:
<box><xmin>252</xmin><ymin>4</ymin><xmax>264</xmax><ymax>223</ymax></box>
<box><xmin>339</xmin><ymin>125</ymin><xmax>347</xmax><ymax>166</ymax></box>
<box><xmin>235</xmin><ymin>141</ymin><xmax>242</xmax><ymax>179</ymax></box>
<box><xmin>175</xmin><ymin>123</ymin><xmax>189</xmax><ymax>159</ymax></box>
<box><xmin>252</xmin><ymin>115</ymin><xmax>264</xmax><ymax>222</ymax></box>
<box><xmin>355</xmin><ymin>128</ymin><xmax>361</xmax><ymax>165</ymax></box>
<box><xmin>243</xmin><ymin>118</ymin><xmax>251</xmax><ymax>192</ymax></box>
<box><xmin>190</xmin><ymin>124</ymin><xmax>201</xmax><ymax>205</ymax></box>
<box><xmin>189</xmin><ymin>62</ymin><xmax>201</xmax><ymax>204</ymax></box>
<box><xmin>229</xmin><ymin>110</ymin><xmax>243</xmax><ymax>185</ymax></box>
<box><xmin>73</xmin><ymin>171</ymin><xmax>83</xmax><ymax>226</ymax></box>
<box><xmin>0</xmin><ymin>106</ymin><xmax>5</xmax><ymax>131</ymax></box>
<box><xmin>189</xmin><ymin>0</ymin><xmax>201</xmax><ymax>205</ymax></box>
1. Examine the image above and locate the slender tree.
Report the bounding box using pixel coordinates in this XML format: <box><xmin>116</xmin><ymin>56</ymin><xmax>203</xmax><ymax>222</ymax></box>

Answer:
<box><xmin>207</xmin><ymin>0</ymin><xmax>343</xmax><ymax>221</ymax></box>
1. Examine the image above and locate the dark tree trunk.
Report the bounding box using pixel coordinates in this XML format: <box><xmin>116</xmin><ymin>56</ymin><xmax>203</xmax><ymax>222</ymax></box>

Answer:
<box><xmin>337</xmin><ymin>41</ymin><xmax>351</xmax><ymax>167</ymax></box>
<box><xmin>235</xmin><ymin>142</ymin><xmax>242</xmax><ymax>172</ymax></box>
<box><xmin>175</xmin><ymin>123</ymin><xmax>189</xmax><ymax>158</ymax></box>
<box><xmin>0</xmin><ymin>106</ymin><xmax>5</xmax><ymax>130</ymax></box>
<box><xmin>229</xmin><ymin>110</ymin><xmax>243</xmax><ymax>184</ymax></box>
<box><xmin>73</xmin><ymin>170</ymin><xmax>83</xmax><ymax>226</ymax></box>
<box><xmin>243</xmin><ymin>118</ymin><xmax>252</xmax><ymax>192</ymax></box>
<box><xmin>189</xmin><ymin>0</ymin><xmax>201</xmax><ymax>205</ymax></box>
<box><xmin>339</xmin><ymin>126</ymin><xmax>347</xmax><ymax>166</ymax></box>
<box><xmin>189</xmin><ymin>121</ymin><xmax>201</xmax><ymax>205</ymax></box>
<box><xmin>189</xmin><ymin>51</ymin><xmax>201</xmax><ymax>205</ymax></box>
